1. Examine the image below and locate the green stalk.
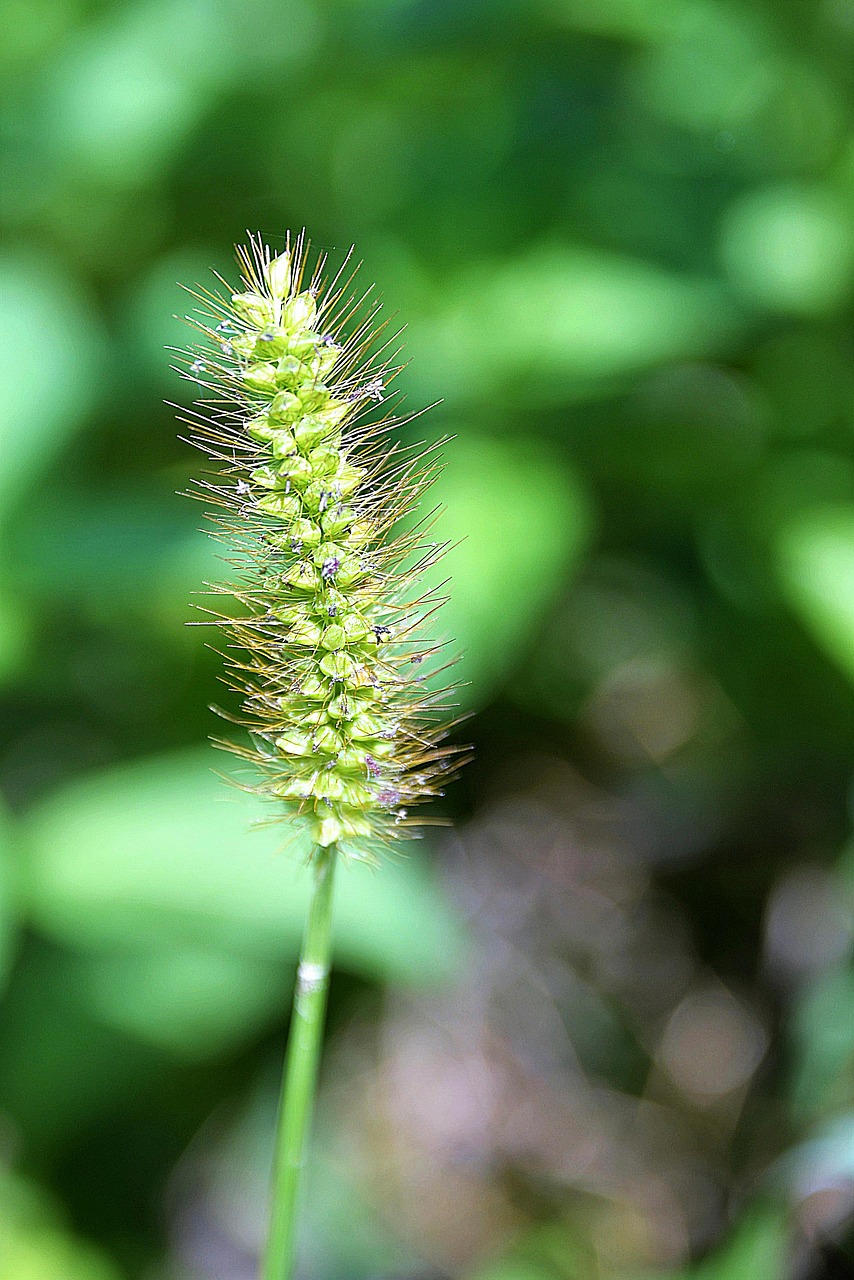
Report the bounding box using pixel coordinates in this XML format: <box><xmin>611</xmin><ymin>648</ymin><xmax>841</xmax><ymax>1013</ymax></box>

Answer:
<box><xmin>263</xmin><ymin>845</ymin><xmax>337</xmax><ymax>1280</ymax></box>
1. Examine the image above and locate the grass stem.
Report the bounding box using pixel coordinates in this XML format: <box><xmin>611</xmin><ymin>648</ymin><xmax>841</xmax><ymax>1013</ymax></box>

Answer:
<box><xmin>263</xmin><ymin>845</ymin><xmax>337</xmax><ymax>1280</ymax></box>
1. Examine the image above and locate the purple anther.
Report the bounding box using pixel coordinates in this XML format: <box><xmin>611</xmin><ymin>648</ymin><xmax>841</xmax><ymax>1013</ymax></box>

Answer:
<box><xmin>318</xmin><ymin>490</ymin><xmax>331</xmax><ymax>513</ymax></box>
<box><xmin>366</xmin><ymin>756</ymin><xmax>382</xmax><ymax>778</ymax></box>
<box><xmin>327</xmin><ymin>603</ymin><xmax>338</xmax><ymax>617</ymax></box>
<box><xmin>259</xmin><ymin>330</ymin><xmax>276</xmax><ymax>342</ymax></box>
<box><xmin>374</xmin><ymin>625</ymin><xmax>391</xmax><ymax>643</ymax></box>
<box><xmin>290</xmin><ymin>538</ymin><xmax>303</xmax><ymax>553</ymax></box>
<box><xmin>377</xmin><ymin>788</ymin><xmax>400</xmax><ymax>807</ymax></box>
<box><xmin>235</xmin><ymin>479</ymin><xmax>251</xmax><ymax>496</ymax></box>
<box><xmin>215</xmin><ymin>321</ymin><xmax>235</xmax><ymax>334</ymax></box>
<box><xmin>321</xmin><ymin>557</ymin><xmax>341</xmax><ymax>580</ymax></box>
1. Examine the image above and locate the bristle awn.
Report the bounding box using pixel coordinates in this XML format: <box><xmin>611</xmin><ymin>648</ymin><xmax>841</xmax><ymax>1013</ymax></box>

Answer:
<box><xmin>176</xmin><ymin>232</ymin><xmax>468</xmax><ymax>1279</ymax></box>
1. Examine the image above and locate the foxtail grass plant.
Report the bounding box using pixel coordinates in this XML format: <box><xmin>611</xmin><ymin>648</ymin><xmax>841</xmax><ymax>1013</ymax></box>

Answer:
<box><xmin>176</xmin><ymin>233</ymin><xmax>466</xmax><ymax>1279</ymax></box>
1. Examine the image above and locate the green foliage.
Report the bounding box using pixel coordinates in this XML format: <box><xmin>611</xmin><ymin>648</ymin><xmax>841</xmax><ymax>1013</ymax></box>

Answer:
<box><xmin>468</xmin><ymin>1223</ymin><xmax>595</xmax><ymax>1280</ymax></box>
<box><xmin>692</xmin><ymin>1212</ymin><xmax>788</xmax><ymax>1280</ymax></box>
<box><xmin>789</xmin><ymin>968</ymin><xmax>854</xmax><ymax>1122</ymax></box>
<box><xmin>0</xmin><ymin>255</ymin><xmax>103</xmax><ymax>524</ymax></box>
<box><xmin>431</xmin><ymin>434</ymin><xmax>592</xmax><ymax>703</ymax></box>
<box><xmin>0</xmin><ymin>799</ymin><xmax>18</xmax><ymax>992</ymax></box>
<box><xmin>0</xmin><ymin>1172</ymin><xmax>123</xmax><ymax>1280</ymax></box>
<box><xmin>423</xmin><ymin>248</ymin><xmax>741</xmax><ymax>404</ymax></box>
<box><xmin>3</xmin><ymin>0</ymin><xmax>854</xmax><ymax>1274</ymax></box>
<box><xmin>777</xmin><ymin>506</ymin><xmax>854</xmax><ymax>685</ymax></box>
<box><xmin>620</xmin><ymin>1209</ymin><xmax>788</xmax><ymax>1280</ymax></box>
<box><xmin>20</xmin><ymin>749</ymin><xmax>464</xmax><ymax>984</ymax></box>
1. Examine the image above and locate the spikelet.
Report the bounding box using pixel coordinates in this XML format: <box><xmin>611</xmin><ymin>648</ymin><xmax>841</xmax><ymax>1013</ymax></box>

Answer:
<box><xmin>176</xmin><ymin>232</ymin><xmax>465</xmax><ymax>861</ymax></box>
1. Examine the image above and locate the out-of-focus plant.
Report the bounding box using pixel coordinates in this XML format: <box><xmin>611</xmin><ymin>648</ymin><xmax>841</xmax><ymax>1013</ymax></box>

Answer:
<box><xmin>4</xmin><ymin>0</ymin><xmax>854</xmax><ymax>1275</ymax></box>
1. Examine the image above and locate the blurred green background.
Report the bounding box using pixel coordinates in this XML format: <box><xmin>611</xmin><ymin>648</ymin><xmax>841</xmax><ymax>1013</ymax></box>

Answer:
<box><xmin>3</xmin><ymin>0</ymin><xmax>854</xmax><ymax>1276</ymax></box>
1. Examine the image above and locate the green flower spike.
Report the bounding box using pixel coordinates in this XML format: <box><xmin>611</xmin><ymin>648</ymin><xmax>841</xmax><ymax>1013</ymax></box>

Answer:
<box><xmin>177</xmin><ymin>233</ymin><xmax>468</xmax><ymax>1279</ymax></box>
<box><xmin>178</xmin><ymin>231</ymin><xmax>466</xmax><ymax>862</ymax></box>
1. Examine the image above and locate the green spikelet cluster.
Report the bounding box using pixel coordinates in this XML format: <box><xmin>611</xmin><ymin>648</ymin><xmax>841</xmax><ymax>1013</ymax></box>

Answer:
<box><xmin>178</xmin><ymin>233</ymin><xmax>464</xmax><ymax>859</ymax></box>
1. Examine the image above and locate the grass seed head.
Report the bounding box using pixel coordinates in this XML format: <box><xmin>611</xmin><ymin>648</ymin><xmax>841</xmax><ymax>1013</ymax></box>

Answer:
<box><xmin>178</xmin><ymin>232</ymin><xmax>466</xmax><ymax>861</ymax></box>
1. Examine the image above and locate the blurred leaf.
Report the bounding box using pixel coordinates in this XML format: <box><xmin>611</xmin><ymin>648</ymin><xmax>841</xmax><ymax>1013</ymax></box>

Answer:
<box><xmin>46</xmin><ymin>1</ymin><xmax>214</xmax><ymax>185</ymax></box>
<box><xmin>45</xmin><ymin>0</ymin><xmax>319</xmax><ymax>185</ymax></box>
<box><xmin>123</xmin><ymin>244</ymin><xmax>234</xmax><ymax>392</ymax></box>
<box><xmin>789</xmin><ymin>968</ymin><xmax>854</xmax><ymax>1121</ymax></box>
<box><xmin>0</xmin><ymin>1226</ymin><xmax>122</xmax><ymax>1280</ymax></box>
<box><xmin>0</xmin><ymin>798</ymin><xmax>18</xmax><ymax>991</ymax></box>
<box><xmin>429</xmin><ymin>434</ymin><xmax>593</xmax><ymax>704</ymax></box>
<box><xmin>623</xmin><ymin>1207</ymin><xmax>788</xmax><ymax>1280</ymax></box>
<box><xmin>0</xmin><ymin>581</ymin><xmax>30</xmax><ymax>686</ymax></box>
<box><xmin>78</xmin><ymin>945</ymin><xmax>290</xmax><ymax>1059</ymax></box>
<box><xmin>633</xmin><ymin>4</ymin><xmax>774</xmax><ymax>134</ymax></box>
<box><xmin>720</xmin><ymin>185</ymin><xmax>854</xmax><ymax>316</ymax></box>
<box><xmin>547</xmin><ymin>0</ymin><xmax>688</xmax><ymax>41</ymax></box>
<box><xmin>776</xmin><ymin>505</ymin><xmax>854</xmax><ymax>685</ymax></box>
<box><xmin>20</xmin><ymin>749</ymin><xmax>465</xmax><ymax>984</ymax></box>
<box><xmin>12</xmin><ymin>489</ymin><xmax>220</xmax><ymax>633</ymax></box>
<box><xmin>0</xmin><ymin>254</ymin><xmax>103</xmax><ymax>522</ymax></box>
<box><xmin>0</xmin><ymin>943</ymin><xmax>171</xmax><ymax>1146</ymax></box>
<box><xmin>0</xmin><ymin>0</ymin><xmax>84</xmax><ymax>73</ymax></box>
<box><xmin>417</xmin><ymin>248</ymin><xmax>743</xmax><ymax>405</ymax></box>
<box><xmin>693</xmin><ymin>1210</ymin><xmax>788</xmax><ymax>1280</ymax></box>
<box><xmin>0</xmin><ymin>1172</ymin><xmax>123</xmax><ymax>1279</ymax></box>
<box><xmin>467</xmin><ymin>1223</ymin><xmax>595</xmax><ymax>1280</ymax></box>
